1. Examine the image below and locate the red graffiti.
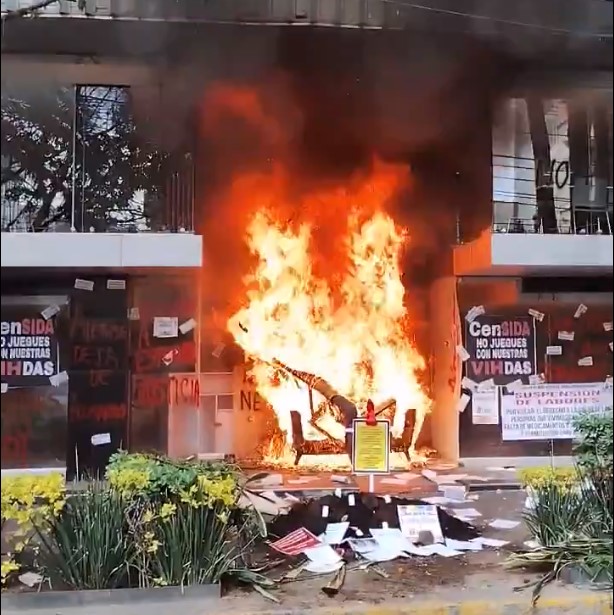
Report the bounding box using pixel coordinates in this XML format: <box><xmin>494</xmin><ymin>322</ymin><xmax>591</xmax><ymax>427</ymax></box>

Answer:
<box><xmin>169</xmin><ymin>375</ymin><xmax>200</xmax><ymax>406</ymax></box>
<box><xmin>132</xmin><ymin>374</ymin><xmax>169</xmax><ymax>408</ymax></box>
<box><xmin>133</xmin><ymin>341</ymin><xmax>195</xmax><ymax>373</ymax></box>
<box><xmin>70</xmin><ymin>403</ymin><xmax>127</xmax><ymax>423</ymax></box>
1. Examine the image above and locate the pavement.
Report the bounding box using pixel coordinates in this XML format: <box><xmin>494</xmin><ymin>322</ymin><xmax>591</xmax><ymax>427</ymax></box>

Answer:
<box><xmin>4</xmin><ymin>490</ymin><xmax>611</xmax><ymax>615</ymax></box>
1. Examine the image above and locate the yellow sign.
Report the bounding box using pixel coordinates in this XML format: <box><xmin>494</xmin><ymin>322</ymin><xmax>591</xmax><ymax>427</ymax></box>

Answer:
<box><xmin>352</xmin><ymin>419</ymin><xmax>390</xmax><ymax>474</ymax></box>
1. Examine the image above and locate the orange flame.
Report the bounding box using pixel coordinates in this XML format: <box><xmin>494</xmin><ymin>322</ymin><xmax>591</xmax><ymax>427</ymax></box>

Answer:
<box><xmin>203</xmin><ymin>81</ymin><xmax>431</xmax><ymax>465</ymax></box>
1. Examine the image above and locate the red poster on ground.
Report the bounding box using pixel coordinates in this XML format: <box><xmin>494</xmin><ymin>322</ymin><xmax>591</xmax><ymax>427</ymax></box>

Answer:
<box><xmin>269</xmin><ymin>527</ymin><xmax>321</xmax><ymax>556</ymax></box>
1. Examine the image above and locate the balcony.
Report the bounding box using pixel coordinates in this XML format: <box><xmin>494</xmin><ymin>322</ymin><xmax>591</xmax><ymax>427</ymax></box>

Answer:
<box><xmin>454</xmin><ymin>204</ymin><xmax>613</xmax><ymax>276</ymax></box>
<box><xmin>1</xmin><ymin>84</ymin><xmax>202</xmax><ymax>268</ymax></box>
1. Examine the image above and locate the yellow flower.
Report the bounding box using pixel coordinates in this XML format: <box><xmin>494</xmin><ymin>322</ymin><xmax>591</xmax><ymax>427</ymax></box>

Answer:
<box><xmin>142</xmin><ymin>510</ymin><xmax>155</xmax><ymax>524</ymax></box>
<box><xmin>159</xmin><ymin>503</ymin><xmax>176</xmax><ymax>520</ymax></box>
<box><xmin>147</xmin><ymin>539</ymin><xmax>162</xmax><ymax>554</ymax></box>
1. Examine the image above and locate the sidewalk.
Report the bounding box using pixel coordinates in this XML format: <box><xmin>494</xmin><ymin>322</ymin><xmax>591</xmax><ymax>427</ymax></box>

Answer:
<box><xmin>4</xmin><ymin>576</ymin><xmax>610</xmax><ymax>615</ymax></box>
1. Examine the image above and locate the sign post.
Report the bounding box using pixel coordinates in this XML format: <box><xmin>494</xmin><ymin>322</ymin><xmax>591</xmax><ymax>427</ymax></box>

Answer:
<box><xmin>352</xmin><ymin>417</ymin><xmax>390</xmax><ymax>493</ymax></box>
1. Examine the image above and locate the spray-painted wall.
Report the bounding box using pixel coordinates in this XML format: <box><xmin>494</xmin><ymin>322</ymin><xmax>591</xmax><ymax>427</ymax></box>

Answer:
<box><xmin>1</xmin><ymin>272</ymin><xmax>199</xmax><ymax>477</ymax></box>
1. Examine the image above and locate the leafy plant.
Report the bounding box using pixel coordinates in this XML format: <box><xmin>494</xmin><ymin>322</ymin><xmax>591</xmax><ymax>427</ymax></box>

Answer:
<box><xmin>573</xmin><ymin>411</ymin><xmax>613</xmax><ymax>478</ymax></box>
<box><xmin>34</xmin><ymin>487</ymin><xmax>131</xmax><ymax>590</ymax></box>
<box><xmin>1</xmin><ymin>472</ymin><xmax>65</xmax><ymax>584</ymax></box>
<box><xmin>518</xmin><ymin>466</ymin><xmax>577</xmax><ymax>491</ymax></box>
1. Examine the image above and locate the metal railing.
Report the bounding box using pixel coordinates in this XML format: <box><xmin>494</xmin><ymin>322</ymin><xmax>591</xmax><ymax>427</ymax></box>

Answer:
<box><xmin>492</xmin><ymin>203</ymin><xmax>613</xmax><ymax>235</ymax></box>
<box><xmin>1</xmin><ymin>85</ymin><xmax>196</xmax><ymax>234</ymax></box>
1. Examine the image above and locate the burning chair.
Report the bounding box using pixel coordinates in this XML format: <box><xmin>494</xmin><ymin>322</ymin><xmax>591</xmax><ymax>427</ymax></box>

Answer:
<box><xmin>271</xmin><ymin>359</ymin><xmax>417</xmax><ymax>465</ymax></box>
<box><xmin>290</xmin><ymin>408</ymin><xmax>416</xmax><ymax>466</ymax></box>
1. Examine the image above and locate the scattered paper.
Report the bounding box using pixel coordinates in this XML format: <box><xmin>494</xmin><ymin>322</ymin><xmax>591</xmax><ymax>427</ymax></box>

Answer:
<box><xmin>421</xmin><ymin>496</ymin><xmax>454</xmax><ymax>505</ymax></box>
<box><xmin>477</xmin><ymin>378</ymin><xmax>495</xmax><ymax>392</ymax></box>
<box><xmin>153</xmin><ymin>317</ymin><xmax>179</xmax><ymax>338</ymax></box>
<box><xmin>505</xmin><ymin>379</ymin><xmax>524</xmax><ymax>392</ymax></box>
<box><xmin>161</xmin><ymin>349</ymin><xmax>178</xmax><ymax>366</ymax></box>
<box><xmin>352</xmin><ymin>526</ymin><xmax>364</xmax><ymax>537</ymax></box>
<box><xmin>403</xmin><ymin>543</ymin><xmax>440</xmax><ymax>556</ymax></box>
<box><xmin>461</xmin><ymin>376</ymin><xmax>477</xmax><ymax>391</ymax></box>
<box><xmin>321</xmin><ymin>505</ymin><xmax>329</xmax><ymax>518</ymax></box>
<box><xmin>574</xmin><ymin>303</ymin><xmax>588</xmax><ymax>319</ymax></box>
<box><xmin>578</xmin><ymin>356</ymin><xmax>593</xmax><ymax>367</ymax></box>
<box><xmin>397</xmin><ymin>504</ymin><xmax>444</xmax><ymax>544</ymax></box>
<box><xmin>41</xmin><ymin>304</ymin><xmax>61</xmax><ymax>320</ymax></box>
<box><xmin>49</xmin><ymin>371</ymin><xmax>69</xmax><ymax>387</ymax></box>
<box><xmin>331</xmin><ymin>474</ymin><xmax>350</xmax><ymax>484</ymax></box>
<box><xmin>603</xmin><ymin>322</ymin><xmax>613</xmax><ymax>332</ymax></box>
<box><xmin>74</xmin><ymin>278</ymin><xmax>94</xmax><ymax>291</ymax></box>
<box><xmin>421</xmin><ymin>469</ymin><xmax>438</xmax><ymax>483</ymax></box>
<box><xmin>91</xmin><ymin>432</ymin><xmax>111</xmax><ymax>446</ymax></box>
<box><xmin>471</xmin><ymin>537</ymin><xmax>509</xmax><ymax>548</ymax></box>
<box><xmin>347</xmin><ymin>538</ymin><xmax>378</xmax><ymax>554</ymax></box>
<box><xmin>369</xmin><ymin>528</ymin><xmax>414</xmax><ymax>560</ymax></box>
<box><xmin>524</xmin><ymin>539</ymin><xmax>540</xmax><ymax>549</ymax></box>
<box><xmin>18</xmin><ymin>571</ymin><xmax>43</xmax><ymax>588</ymax></box>
<box><xmin>558</xmin><ymin>331</ymin><xmax>575</xmax><ymax>341</ymax></box>
<box><xmin>321</xmin><ymin>522</ymin><xmax>349</xmax><ymax>545</ymax></box>
<box><xmin>606</xmin><ymin>376</ymin><xmax>613</xmax><ymax>386</ymax></box>
<box><xmin>528</xmin><ymin>308</ymin><xmax>545</xmax><ymax>322</ymax></box>
<box><xmin>451</xmin><ymin>508</ymin><xmax>482</xmax><ymax>519</ymax></box>
<box><xmin>1</xmin><ymin>383</ymin><xmax>8</xmax><ymax>394</ymax></box>
<box><xmin>546</xmin><ymin>345</ymin><xmax>562</xmax><ymax>356</ymax></box>
<box><xmin>211</xmin><ymin>343</ymin><xmax>226</xmax><ymax>358</ymax></box>
<box><xmin>486</xmin><ymin>466</ymin><xmax>516</xmax><ymax>472</ymax></box>
<box><xmin>488</xmin><ymin>519</ymin><xmax>520</xmax><ymax>530</ymax></box>
<box><xmin>348</xmin><ymin>494</ymin><xmax>356</xmax><ymax>507</ymax></box>
<box><xmin>179</xmin><ymin>318</ymin><xmax>197</xmax><ymax>335</ymax></box>
<box><xmin>303</xmin><ymin>544</ymin><xmax>343</xmax><ymax>569</ymax></box>
<box><xmin>529</xmin><ymin>373</ymin><xmax>545</xmax><ymax>385</ymax></box>
<box><xmin>127</xmin><ymin>307</ymin><xmax>140</xmax><ymax>321</ymax></box>
<box><xmin>106</xmin><ymin>279</ymin><xmax>126</xmax><ymax>290</ymax></box>
<box><xmin>471</xmin><ymin>388</ymin><xmax>499</xmax><ymax>425</ymax></box>
<box><xmin>428</xmin><ymin>543</ymin><xmax>463</xmax><ymax>557</ymax></box>
<box><xmin>442</xmin><ymin>485</ymin><xmax>467</xmax><ymax>502</ymax></box>
<box><xmin>456</xmin><ymin>345</ymin><xmax>470</xmax><ymax>362</ymax></box>
<box><xmin>334</xmin><ymin>488</ymin><xmax>342</xmax><ymax>498</ymax></box>
<box><xmin>433</xmin><ymin>473</ymin><xmax>468</xmax><ymax>485</ymax></box>
<box><xmin>383</xmin><ymin>495</ymin><xmax>392</xmax><ymax>504</ymax></box>
<box><xmin>610</xmin><ymin>342</ymin><xmax>613</xmax><ymax>352</ymax></box>
<box><xmin>456</xmin><ymin>393</ymin><xmax>471</xmax><ymax>413</ymax></box>
<box><xmin>286</xmin><ymin>477</ymin><xmax>315</xmax><ymax>485</ymax></box>
<box><xmin>465</xmin><ymin>305</ymin><xmax>485</xmax><ymax>323</ymax></box>
<box><xmin>445</xmin><ymin>538</ymin><xmax>482</xmax><ymax>552</ymax></box>
<box><xmin>393</xmin><ymin>472</ymin><xmax>421</xmax><ymax>481</ymax></box>
<box><xmin>269</xmin><ymin>528</ymin><xmax>321</xmax><ymax>556</ymax></box>
<box><xmin>304</xmin><ymin>559</ymin><xmax>344</xmax><ymax>574</ymax></box>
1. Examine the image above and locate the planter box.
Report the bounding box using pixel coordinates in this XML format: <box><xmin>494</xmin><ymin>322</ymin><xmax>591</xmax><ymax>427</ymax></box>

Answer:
<box><xmin>1</xmin><ymin>583</ymin><xmax>221</xmax><ymax>610</ymax></box>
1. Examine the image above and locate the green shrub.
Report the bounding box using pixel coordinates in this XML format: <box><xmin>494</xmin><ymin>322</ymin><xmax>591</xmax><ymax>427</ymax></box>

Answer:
<box><xmin>573</xmin><ymin>411</ymin><xmax>613</xmax><ymax>477</ymax></box>
<box><xmin>34</xmin><ymin>487</ymin><xmax>131</xmax><ymax>590</ymax></box>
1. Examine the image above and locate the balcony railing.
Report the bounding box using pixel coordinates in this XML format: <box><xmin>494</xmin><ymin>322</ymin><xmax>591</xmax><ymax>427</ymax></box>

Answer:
<box><xmin>492</xmin><ymin>203</ymin><xmax>613</xmax><ymax>235</ymax></box>
<box><xmin>1</xmin><ymin>85</ymin><xmax>196</xmax><ymax>234</ymax></box>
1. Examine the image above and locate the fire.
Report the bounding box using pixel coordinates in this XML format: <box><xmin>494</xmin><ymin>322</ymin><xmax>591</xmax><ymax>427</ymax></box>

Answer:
<box><xmin>202</xmin><ymin>80</ymin><xmax>431</xmax><ymax>466</ymax></box>
<box><xmin>225</xmin><ymin>161</ymin><xmax>431</xmax><ymax>464</ymax></box>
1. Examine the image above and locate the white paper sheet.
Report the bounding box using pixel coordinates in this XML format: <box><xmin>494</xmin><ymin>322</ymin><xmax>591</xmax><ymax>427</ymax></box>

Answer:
<box><xmin>528</xmin><ymin>373</ymin><xmax>545</xmax><ymax>385</ymax></box>
<box><xmin>179</xmin><ymin>318</ymin><xmax>197</xmax><ymax>334</ymax></box>
<box><xmin>451</xmin><ymin>507</ymin><xmax>482</xmax><ymax>519</ymax></box>
<box><xmin>49</xmin><ymin>371</ymin><xmax>69</xmax><ymax>387</ymax></box>
<box><xmin>106</xmin><ymin>279</ymin><xmax>126</xmax><ymax>290</ymax></box>
<box><xmin>91</xmin><ymin>433</ymin><xmax>111</xmax><ymax>446</ymax></box>
<box><xmin>461</xmin><ymin>376</ymin><xmax>478</xmax><ymax>391</ymax></box>
<box><xmin>477</xmin><ymin>378</ymin><xmax>495</xmax><ymax>392</ymax></box>
<box><xmin>465</xmin><ymin>305</ymin><xmax>486</xmax><ymax>323</ymax></box>
<box><xmin>558</xmin><ymin>331</ymin><xmax>575</xmax><ymax>341</ymax></box>
<box><xmin>321</xmin><ymin>522</ymin><xmax>349</xmax><ymax>545</ymax></box>
<box><xmin>127</xmin><ymin>307</ymin><xmax>140</xmax><ymax>321</ymax></box>
<box><xmin>1</xmin><ymin>383</ymin><xmax>8</xmax><ymax>394</ymax></box>
<box><xmin>471</xmin><ymin>536</ymin><xmax>509</xmax><ymax>548</ymax></box>
<box><xmin>574</xmin><ymin>303</ymin><xmax>588</xmax><ymax>319</ymax></box>
<box><xmin>347</xmin><ymin>538</ymin><xmax>378</xmax><ymax>554</ymax></box>
<box><xmin>528</xmin><ymin>308</ymin><xmax>545</xmax><ymax>322</ymax></box>
<box><xmin>428</xmin><ymin>543</ymin><xmax>463</xmax><ymax>557</ymax></box>
<box><xmin>153</xmin><ymin>317</ymin><xmax>179</xmax><ymax>338</ymax></box>
<box><xmin>505</xmin><ymin>379</ymin><xmax>524</xmax><ymax>392</ymax></box>
<box><xmin>41</xmin><ymin>304</ymin><xmax>61</xmax><ymax>320</ymax></box>
<box><xmin>456</xmin><ymin>394</ymin><xmax>471</xmax><ymax>413</ymax></box>
<box><xmin>303</xmin><ymin>544</ymin><xmax>342</xmax><ymax>565</ymax></box>
<box><xmin>421</xmin><ymin>496</ymin><xmax>454</xmax><ymax>506</ymax></box>
<box><xmin>397</xmin><ymin>504</ymin><xmax>444</xmax><ymax>543</ymax></box>
<box><xmin>456</xmin><ymin>345</ymin><xmax>470</xmax><ymax>361</ymax></box>
<box><xmin>578</xmin><ymin>356</ymin><xmax>594</xmax><ymax>367</ymax></box>
<box><xmin>603</xmin><ymin>321</ymin><xmax>613</xmax><ymax>332</ymax></box>
<box><xmin>442</xmin><ymin>485</ymin><xmax>467</xmax><ymax>502</ymax></box>
<box><xmin>445</xmin><ymin>538</ymin><xmax>482</xmax><ymax>552</ymax></box>
<box><xmin>488</xmin><ymin>519</ymin><xmax>520</xmax><ymax>530</ymax></box>
<box><xmin>546</xmin><ymin>346</ymin><xmax>562</xmax><ymax>356</ymax></box>
<box><xmin>471</xmin><ymin>388</ymin><xmax>499</xmax><ymax>425</ymax></box>
<box><xmin>74</xmin><ymin>278</ymin><xmax>94</xmax><ymax>291</ymax></box>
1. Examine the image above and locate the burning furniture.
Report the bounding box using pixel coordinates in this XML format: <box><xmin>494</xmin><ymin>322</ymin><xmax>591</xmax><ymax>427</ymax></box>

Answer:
<box><xmin>290</xmin><ymin>409</ymin><xmax>416</xmax><ymax>466</ymax></box>
<box><xmin>273</xmin><ymin>359</ymin><xmax>416</xmax><ymax>465</ymax></box>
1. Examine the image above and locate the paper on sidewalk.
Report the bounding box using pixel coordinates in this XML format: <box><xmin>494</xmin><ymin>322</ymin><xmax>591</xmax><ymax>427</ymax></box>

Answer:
<box><xmin>451</xmin><ymin>507</ymin><xmax>482</xmax><ymax>519</ymax></box>
<box><xmin>321</xmin><ymin>522</ymin><xmax>349</xmax><ymax>545</ymax></box>
<box><xmin>445</xmin><ymin>538</ymin><xmax>482</xmax><ymax>552</ymax></box>
<box><xmin>488</xmin><ymin>519</ymin><xmax>520</xmax><ymax>530</ymax></box>
<box><xmin>471</xmin><ymin>536</ymin><xmax>509</xmax><ymax>548</ymax></box>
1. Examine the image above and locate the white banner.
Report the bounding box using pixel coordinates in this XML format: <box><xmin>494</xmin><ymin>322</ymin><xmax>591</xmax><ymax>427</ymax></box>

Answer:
<box><xmin>501</xmin><ymin>382</ymin><xmax>613</xmax><ymax>441</ymax></box>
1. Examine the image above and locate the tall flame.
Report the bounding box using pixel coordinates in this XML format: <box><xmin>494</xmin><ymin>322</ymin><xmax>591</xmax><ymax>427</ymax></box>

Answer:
<box><xmin>226</xmin><ymin>160</ymin><xmax>431</xmax><ymax>462</ymax></box>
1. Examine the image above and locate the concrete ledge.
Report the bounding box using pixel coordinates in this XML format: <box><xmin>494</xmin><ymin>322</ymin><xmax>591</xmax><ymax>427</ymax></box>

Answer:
<box><xmin>237</xmin><ymin>592</ymin><xmax>611</xmax><ymax>615</ymax></box>
<box><xmin>0</xmin><ymin>583</ymin><xmax>220</xmax><ymax>610</ymax></box>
